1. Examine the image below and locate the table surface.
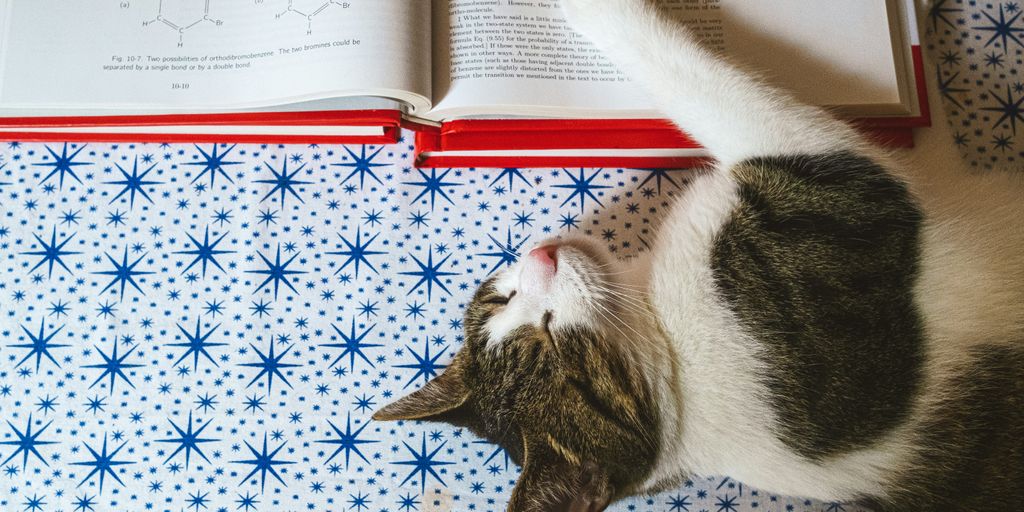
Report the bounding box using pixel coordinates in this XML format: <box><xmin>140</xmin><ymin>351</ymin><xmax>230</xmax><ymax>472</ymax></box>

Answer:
<box><xmin>0</xmin><ymin>136</ymin><xmax>866</xmax><ymax>512</ymax></box>
<box><xmin>0</xmin><ymin>2</ymin><xmax>1021</xmax><ymax>511</ymax></box>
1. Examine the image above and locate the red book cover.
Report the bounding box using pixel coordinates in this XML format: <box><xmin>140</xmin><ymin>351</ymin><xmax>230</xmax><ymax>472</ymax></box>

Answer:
<box><xmin>0</xmin><ymin>109</ymin><xmax>405</xmax><ymax>145</ymax></box>
<box><xmin>414</xmin><ymin>45</ymin><xmax>930</xmax><ymax>169</ymax></box>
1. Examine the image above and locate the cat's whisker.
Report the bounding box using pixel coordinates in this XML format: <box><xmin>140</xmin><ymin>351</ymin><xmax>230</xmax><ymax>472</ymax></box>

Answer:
<box><xmin>594</xmin><ymin>286</ymin><xmax>656</xmax><ymax>315</ymax></box>
<box><xmin>588</xmin><ymin>304</ymin><xmax>675</xmax><ymax>413</ymax></box>
<box><xmin>589</xmin><ymin>302</ymin><xmax>675</xmax><ymax>393</ymax></box>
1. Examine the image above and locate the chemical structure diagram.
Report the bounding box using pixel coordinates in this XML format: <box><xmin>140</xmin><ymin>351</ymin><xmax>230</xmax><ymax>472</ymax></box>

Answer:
<box><xmin>275</xmin><ymin>0</ymin><xmax>350</xmax><ymax>35</ymax></box>
<box><xmin>142</xmin><ymin>0</ymin><xmax>223</xmax><ymax>47</ymax></box>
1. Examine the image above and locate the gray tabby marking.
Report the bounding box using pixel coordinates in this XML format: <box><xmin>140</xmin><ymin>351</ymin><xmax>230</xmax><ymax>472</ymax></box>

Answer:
<box><xmin>873</xmin><ymin>345</ymin><xmax>1024</xmax><ymax>511</ymax></box>
<box><xmin>711</xmin><ymin>152</ymin><xmax>926</xmax><ymax>460</ymax></box>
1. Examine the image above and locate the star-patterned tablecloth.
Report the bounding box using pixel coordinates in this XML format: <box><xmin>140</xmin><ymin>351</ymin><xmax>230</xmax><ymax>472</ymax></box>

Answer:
<box><xmin>928</xmin><ymin>0</ymin><xmax>1024</xmax><ymax>170</ymax></box>
<box><xmin>1</xmin><ymin>2</ymin><xmax>1021</xmax><ymax>511</ymax></box>
<box><xmin>0</xmin><ymin>137</ymin><xmax>868</xmax><ymax>512</ymax></box>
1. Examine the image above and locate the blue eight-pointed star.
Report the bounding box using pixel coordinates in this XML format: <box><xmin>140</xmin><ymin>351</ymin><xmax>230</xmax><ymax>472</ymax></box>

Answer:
<box><xmin>317</xmin><ymin>413</ymin><xmax>378</xmax><ymax>468</ymax></box>
<box><xmin>0</xmin><ymin>414</ymin><xmax>57</xmax><ymax>470</ymax></box>
<box><xmin>240</xmin><ymin>341</ymin><xmax>300</xmax><ymax>394</ymax></box>
<box><xmin>555</xmin><ymin>168</ymin><xmax>611</xmax><ymax>212</ymax></box>
<box><xmin>334</xmin><ymin>145</ymin><xmax>388</xmax><ymax>188</ymax></box>
<box><xmin>93</xmin><ymin>247</ymin><xmax>154</xmax><ymax>300</ymax></box>
<box><xmin>175</xmin><ymin>226</ymin><xmax>236</xmax><ymax>277</ymax></box>
<box><xmin>396</xmin><ymin>338</ymin><xmax>448</xmax><ymax>389</ymax></box>
<box><xmin>246</xmin><ymin>243</ymin><xmax>307</xmax><ymax>300</ymax></box>
<box><xmin>33</xmin><ymin>142</ymin><xmax>90</xmax><ymax>189</ymax></box>
<box><xmin>255</xmin><ymin>159</ymin><xmax>311</xmax><ymax>208</ymax></box>
<box><xmin>403</xmin><ymin>168</ymin><xmax>462</xmax><ymax>210</ymax></box>
<box><xmin>105</xmin><ymin>156</ymin><xmax>163</xmax><ymax>209</ymax></box>
<box><xmin>71</xmin><ymin>433</ymin><xmax>135</xmax><ymax>494</ymax></box>
<box><xmin>10</xmin><ymin>318</ymin><xmax>68</xmax><ymax>372</ymax></box>
<box><xmin>233</xmin><ymin>432</ymin><xmax>296</xmax><ymax>493</ymax></box>
<box><xmin>393</xmin><ymin>433</ymin><xmax>454</xmax><ymax>493</ymax></box>
<box><xmin>157</xmin><ymin>410</ymin><xmax>220</xmax><ymax>469</ymax></box>
<box><xmin>321</xmin><ymin>318</ymin><xmax>381</xmax><ymax>371</ymax></box>
<box><xmin>327</xmin><ymin>227</ymin><xmax>385</xmax><ymax>278</ymax></box>
<box><xmin>83</xmin><ymin>342</ymin><xmax>142</xmax><ymax>394</ymax></box>
<box><xmin>478</xmin><ymin>228</ymin><xmax>529</xmax><ymax>275</ymax></box>
<box><xmin>21</xmin><ymin>226</ymin><xmax>81</xmax><ymax>279</ymax></box>
<box><xmin>184</xmin><ymin>143</ymin><xmax>242</xmax><ymax>186</ymax></box>
<box><xmin>170</xmin><ymin>318</ymin><xmax>227</xmax><ymax>371</ymax></box>
<box><xmin>399</xmin><ymin>248</ymin><xmax>459</xmax><ymax>300</ymax></box>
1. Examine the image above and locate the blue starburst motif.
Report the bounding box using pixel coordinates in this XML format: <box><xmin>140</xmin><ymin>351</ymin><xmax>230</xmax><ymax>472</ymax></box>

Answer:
<box><xmin>404</xmin><ymin>168</ymin><xmax>461</xmax><ymax>210</ymax></box>
<box><xmin>9</xmin><ymin>319</ymin><xmax>68</xmax><ymax>372</ymax></box>
<box><xmin>240</xmin><ymin>341</ymin><xmax>299</xmax><ymax>394</ymax></box>
<box><xmin>22</xmin><ymin>493</ymin><xmax>46</xmax><ymax>512</ymax></box>
<box><xmin>83</xmin><ymin>342</ymin><xmax>142</xmax><ymax>394</ymax></box>
<box><xmin>982</xmin><ymin>84</ymin><xmax>1024</xmax><ymax>134</ymax></box>
<box><xmin>246</xmin><ymin>243</ymin><xmax>307</xmax><ymax>300</ymax></box>
<box><xmin>157</xmin><ymin>411</ymin><xmax>219</xmax><ymax>469</ymax></box>
<box><xmin>0</xmin><ymin>415</ymin><xmax>57</xmax><ymax>470</ymax></box>
<box><xmin>973</xmin><ymin>4</ymin><xmax>1024</xmax><ymax>53</ymax></box>
<box><xmin>490</xmin><ymin>167</ymin><xmax>531</xmax><ymax>190</ymax></box>
<box><xmin>317</xmin><ymin>413</ymin><xmax>378</xmax><ymax>468</ymax></box>
<box><xmin>71</xmin><ymin>433</ymin><xmax>134</xmax><ymax>494</ymax></box>
<box><xmin>21</xmin><ymin>226</ymin><xmax>81</xmax><ymax>279</ymax></box>
<box><xmin>637</xmin><ymin>169</ymin><xmax>685</xmax><ymax>194</ymax></box>
<box><xmin>715</xmin><ymin>494</ymin><xmax>740</xmax><ymax>512</ymax></box>
<box><xmin>235</xmin><ymin>492</ymin><xmax>259</xmax><ymax>512</ymax></box>
<box><xmin>326</xmin><ymin>227</ymin><xmax>385</xmax><ymax>278</ymax></box>
<box><xmin>667</xmin><ymin>494</ymin><xmax>693</xmax><ymax>512</ymax></box>
<box><xmin>185</xmin><ymin>491</ymin><xmax>210</xmax><ymax>512</ymax></box>
<box><xmin>72</xmin><ymin>494</ymin><xmax>97</xmax><ymax>512</ymax></box>
<box><xmin>93</xmin><ymin>247</ymin><xmax>153</xmax><ymax>300</ymax></box>
<box><xmin>175</xmin><ymin>226</ymin><xmax>236</xmax><ymax>277</ymax></box>
<box><xmin>395</xmin><ymin>338</ymin><xmax>448</xmax><ymax>389</ymax></box>
<box><xmin>928</xmin><ymin>0</ymin><xmax>963</xmax><ymax>31</ymax></box>
<box><xmin>233</xmin><ymin>432</ymin><xmax>296</xmax><ymax>493</ymax></box>
<box><xmin>321</xmin><ymin>318</ymin><xmax>381</xmax><ymax>371</ymax></box>
<box><xmin>169</xmin><ymin>318</ymin><xmax>227</xmax><ymax>371</ymax></box>
<box><xmin>399</xmin><ymin>248</ymin><xmax>458</xmax><ymax>300</ymax></box>
<box><xmin>335</xmin><ymin>145</ymin><xmax>388</xmax><ymax>188</ymax></box>
<box><xmin>478</xmin><ymin>228</ymin><xmax>529</xmax><ymax>275</ymax></box>
<box><xmin>33</xmin><ymin>142</ymin><xmax>89</xmax><ymax>189</ymax></box>
<box><xmin>105</xmin><ymin>156</ymin><xmax>162</xmax><ymax>209</ymax></box>
<box><xmin>397</xmin><ymin>493</ymin><xmax>420</xmax><ymax>512</ymax></box>
<box><xmin>555</xmin><ymin>168</ymin><xmax>611</xmax><ymax>211</ymax></box>
<box><xmin>471</xmin><ymin>439</ymin><xmax>510</xmax><ymax>472</ymax></box>
<box><xmin>255</xmin><ymin>159</ymin><xmax>310</xmax><ymax>208</ymax></box>
<box><xmin>349</xmin><ymin>492</ymin><xmax>372</xmax><ymax>512</ymax></box>
<box><xmin>936</xmin><ymin>66</ymin><xmax>970</xmax><ymax>110</ymax></box>
<box><xmin>184</xmin><ymin>144</ymin><xmax>242</xmax><ymax>186</ymax></box>
<box><xmin>393</xmin><ymin>433</ymin><xmax>455</xmax><ymax>493</ymax></box>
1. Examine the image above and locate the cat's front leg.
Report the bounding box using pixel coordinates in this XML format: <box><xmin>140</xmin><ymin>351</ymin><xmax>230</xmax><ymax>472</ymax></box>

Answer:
<box><xmin>560</xmin><ymin>0</ymin><xmax>860</xmax><ymax>165</ymax></box>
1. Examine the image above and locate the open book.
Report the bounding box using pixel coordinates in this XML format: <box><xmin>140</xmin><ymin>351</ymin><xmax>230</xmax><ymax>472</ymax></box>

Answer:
<box><xmin>0</xmin><ymin>0</ymin><xmax>927</xmax><ymax>167</ymax></box>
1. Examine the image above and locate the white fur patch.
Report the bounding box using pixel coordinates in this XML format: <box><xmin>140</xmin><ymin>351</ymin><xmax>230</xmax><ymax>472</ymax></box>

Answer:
<box><xmin>483</xmin><ymin>243</ymin><xmax>606</xmax><ymax>350</ymax></box>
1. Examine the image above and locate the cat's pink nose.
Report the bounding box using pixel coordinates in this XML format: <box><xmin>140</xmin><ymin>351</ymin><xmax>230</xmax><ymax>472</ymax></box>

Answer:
<box><xmin>528</xmin><ymin>245</ymin><xmax>558</xmax><ymax>270</ymax></box>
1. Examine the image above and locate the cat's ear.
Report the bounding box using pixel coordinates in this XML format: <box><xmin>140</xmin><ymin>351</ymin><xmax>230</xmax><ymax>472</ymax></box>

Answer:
<box><xmin>372</xmin><ymin>355</ymin><xmax>470</xmax><ymax>423</ymax></box>
<box><xmin>507</xmin><ymin>445</ymin><xmax>613</xmax><ymax>512</ymax></box>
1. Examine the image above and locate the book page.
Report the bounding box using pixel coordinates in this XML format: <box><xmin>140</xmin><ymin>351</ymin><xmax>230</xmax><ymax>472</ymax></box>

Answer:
<box><xmin>0</xmin><ymin>0</ymin><xmax>433</xmax><ymax>114</ymax></box>
<box><xmin>428</xmin><ymin>0</ymin><xmax>902</xmax><ymax>120</ymax></box>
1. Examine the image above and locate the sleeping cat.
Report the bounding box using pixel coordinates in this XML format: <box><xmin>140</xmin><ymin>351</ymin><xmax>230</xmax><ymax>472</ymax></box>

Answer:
<box><xmin>375</xmin><ymin>0</ymin><xmax>1024</xmax><ymax>510</ymax></box>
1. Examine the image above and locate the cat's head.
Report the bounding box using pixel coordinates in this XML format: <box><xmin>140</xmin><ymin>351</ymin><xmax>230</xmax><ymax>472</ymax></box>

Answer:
<box><xmin>374</xmin><ymin>238</ymin><xmax>660</xmax><ymax>512</ymax></box>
